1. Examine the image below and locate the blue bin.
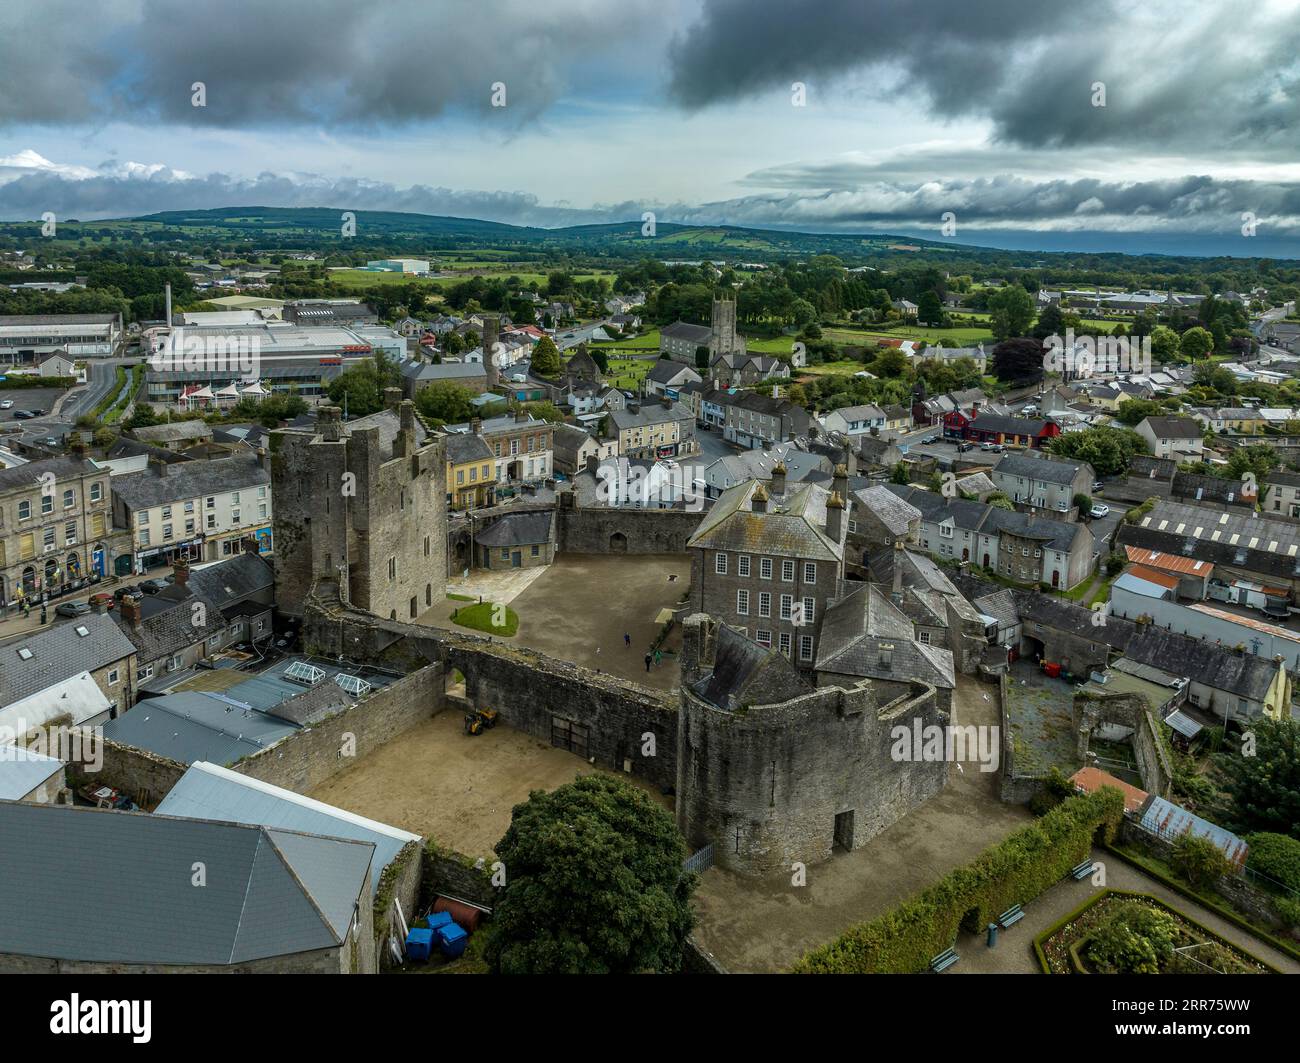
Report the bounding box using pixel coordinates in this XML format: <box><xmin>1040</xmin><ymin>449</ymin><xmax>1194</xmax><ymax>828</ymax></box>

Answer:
<box><xmin>437</xmin><ymin>922</ymin><xmax>469</xmax><ymax>959</ymax></box>
<box><xmin>427</xmin><ymin>911</ymin><xmax>453</xmax><ymax>931</ymax></box>
<box><xmin>405</xmin><ymin>927</ymin><xmax>435</xmax><ymax>962</ymax></box>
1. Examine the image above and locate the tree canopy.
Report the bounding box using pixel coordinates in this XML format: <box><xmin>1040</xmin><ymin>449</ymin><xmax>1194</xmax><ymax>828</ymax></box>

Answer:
<box><xmin>484</xmin><ymin>775</ymin><xmax>696</xmax><ymax>974</ymax></box>
<box><xmin>1048</xmin><ymin>425</ymin><xmax>1149</xmax><ymax>476</ymax></box>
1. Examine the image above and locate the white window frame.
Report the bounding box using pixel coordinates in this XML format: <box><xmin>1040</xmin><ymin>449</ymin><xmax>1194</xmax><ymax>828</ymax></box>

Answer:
<box><xmin>738</xmin><ymin>555</ymin><xmax>751</xmax><ymax>578</ymax></box>
<box><xmin>758</xmin><ymin>591</ymin><xmax>771</xmax><ymax>618</ymax></box>
<box><xmin>736</xmin><ymin>589</ymin><xmax>750</xmax><ymax>616</ymax></box>
<box><xmin>715</xmin><ymin>552</ymin><xmax>728</xmax><ymax>575</ymax></box>
<box><xmin>803</xmin><ymin>562</ymin><xmax>816</xmax><ymax>584</ymax></box>
<box><xmin>760</xmin><ymin>557</ymin><xmax>773</xmax><ymax>580</ymax></box>
<box><xmin>781</xmin><ymin>559</ymin><xmax>795</xmax><ymax>582</ymax></box>
<box><xmin>799</xmin><ymin>634</ymin><xmax>814</xmax><ymax>662</ymax></box>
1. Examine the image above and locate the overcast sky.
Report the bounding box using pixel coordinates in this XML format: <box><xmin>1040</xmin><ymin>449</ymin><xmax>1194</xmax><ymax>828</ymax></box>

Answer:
<box><xmin>1</xmin><ymin>0</ymin><xmax>1299</xmax><ymax>255</ymax></box>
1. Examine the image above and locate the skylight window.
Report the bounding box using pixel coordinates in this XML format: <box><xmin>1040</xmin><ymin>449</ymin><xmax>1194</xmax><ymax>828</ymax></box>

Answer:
<box><xmin>17</xmin><ymin>647</ymin><xmax>33</xmax><ymax>660</ymax></box>
<box><xmin>75</xmin><ymin>625</ymin><xmax>90</xmax><ymax>637</ymax></box>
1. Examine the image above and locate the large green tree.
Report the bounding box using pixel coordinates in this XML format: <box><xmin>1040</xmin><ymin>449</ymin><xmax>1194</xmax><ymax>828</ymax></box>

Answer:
<box><xmin>1218</xmin><ymin>718</ymin><xmax>1300</xmax><ymax>840</ymax></box>
<box><xmin>990</xmin><ymin>337</ymin><xmax>1044</xmax><ymax>384</ymax></box>
<box><xmin>1179</xmin><ymin>326</ymin><xmax>1214</xmax><ymax>360</ymax></box>
<box><xmin>413</xmin><ymin>380</ymin><xmax>477</xmax><ymax>425</ymax></box>
<box><xmin>484</xmin><ymin>775</ymin><xmax>696</xmax><ymax>974</ymax></box>
<box><xmin>531</xmin><ymin>335</ymin><xmax>562</xmax><ymax>377</ymax></box>
<box><xmin>988</xmin><ymin>284</ymin><xmax>1036</xmax><ymax>341</ymax></box>
<box><xmin>1048</xmin><ymin>425</ymin><xmax>1149</xmax><ymax>476</ymax></box>
<box><xmin>326</xmin><ymin>352</ymin><xmax>402</xmax><ymax>417</ymax></box>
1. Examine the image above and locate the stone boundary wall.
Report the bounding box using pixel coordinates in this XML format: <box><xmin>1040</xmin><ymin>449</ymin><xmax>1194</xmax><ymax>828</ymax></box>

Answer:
<box><xmin>306</xmin><ymin>604</ymin><xmax>680</xmax><ymax>792</ymax></box>
<box><xmin>81</xmin><ymin>665</ymin><xmax>443</xmax><ymax>806</ymax></box>
<box><xmin>557</xmin><ymin>505</ymin><xmax>702</xmax><ymax>555</ymax></box>
<box><xmin>422</xmin><ymin>844</ymin><xmax>498</xmax><ymax>911</ymax></box>
<box><xmin>374</xmin><ymin>840</ymin><xmax>423</xmax><ymax>970</ymax></box>
<box><xmin>233</xmin><ymin>664</ymin><xmax>444</xmax><ymax>794</ymax></box>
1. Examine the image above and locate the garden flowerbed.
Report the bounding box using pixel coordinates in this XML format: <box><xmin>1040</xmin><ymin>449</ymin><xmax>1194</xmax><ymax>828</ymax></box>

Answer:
<box><xmin>1037</xmin><ymin>890</ymin><xmax>1276</xmax><ymax>974</ymax></box>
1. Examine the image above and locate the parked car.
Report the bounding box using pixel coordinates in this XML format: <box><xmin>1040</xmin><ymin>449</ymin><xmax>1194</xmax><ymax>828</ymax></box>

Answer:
<box><xmin>1089</xmin><ymin>503</ymin><xmax>1110</xmax><ymax>519</ymax></box>
<box><xmin>113</xmin><ymin>584</ymin><xmax>142</xmax><ymax>601</ymax></box>
<box><xmin>957</xmin><ymin>442</ymin><xmax>974</xmax><ymax>452</ymax></box>
<box><xmin>1092</xmin><ymin>480</ymin><xmax>1104</xmax><ymax>492</ymax></box>
<box><xmin>29</xmin><ymin>408</ymin><xmax>43</xmax><ymax>416</ymax></box>
<box><xmin>138</xmin><ymin>578</ymin><xmax>170</xmax><ymax>595</ymax></box>
<box><xmin>0</xmin><ymin>399</ymin><xmax>12</xmax><ymax>409</ymax></box>
<box><xmin>922</xmin><ymin>435</ymin><xmax>939</xmax><ymax>445</ymax></box>
<box><xmin>12</xmin><ymin>409</ymin><xmax>32</xmax><ymax>419</ymax></box>
<box><xmin>55</xmin><ymin>600</ymin><xmax>91</xmax><ymax>618</ymax></box>
<box><xmin>87</xmin><ymin>592</ymin><xmax>115</xmax><ymax>610</ymax></box>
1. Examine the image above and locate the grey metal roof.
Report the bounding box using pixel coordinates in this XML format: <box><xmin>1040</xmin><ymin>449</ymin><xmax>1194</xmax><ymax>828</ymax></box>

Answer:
<box><xmin>102</xmin><ymin>690</ymin><xmax>299</xmax><ymax>766</ymax></box>
<box><xmin>0</xmin><ymin>455</ymin><xmax>102</xmax><ymax>494</ymax></box>
<box><xmin>156</xmin><ymin>761</ymin><xmax>419</xmax><ymax>896</ymax></box>
<box><xmin>110</xmin><ymin>454</ymin><xmax>269</xmax><ymax>511</ymax></box>
<box><xmin>0</xmin><ymin>613</ymin><xmax>137</xmax><ymax>705</ymax></box>
<box><xmin>0</xmin><ymin>747</ymin><xmax>63</xmax><ymax>800</ymax></box>
<box><xmin>0</xmin><ymin>802</ymin><xmax>373</xmax><ymax>965</ymax></box>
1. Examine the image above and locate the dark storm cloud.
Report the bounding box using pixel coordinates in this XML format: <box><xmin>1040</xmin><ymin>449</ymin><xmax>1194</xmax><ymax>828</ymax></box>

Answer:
<box><xmin>0</xmin><ymin>0</ymin><xmax>659</xmax><ymax>128</ymax></box>
<box><xmin>667</xmin><ymin>0</ymin><xmax>1300</xmax><ymax>150</ymax></box>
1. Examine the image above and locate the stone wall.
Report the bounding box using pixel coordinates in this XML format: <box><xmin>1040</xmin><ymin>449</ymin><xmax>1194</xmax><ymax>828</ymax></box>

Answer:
<box><xmin>306</xmin><ymin>604</ymin><xmax>680</xmax><ymax>792</ymax></box>
<box><xmin>374</xmin><ymin>840</ymin><xmax>423</xmax><ymax>970</ymax></box>
<box><xmin>423</xmin><ymin>843</ymin><xmax>498</xmax><ymax>910</ymax></box>
<box><xmin>83</xmin><ymin>739</ymin><xmax>187</xmax><ymax>809</ymax></box>
<box><xmin>233</xmin><ymin>665</ymin><xmax>444</xmax><ymax>794</ymax></box>
<box><xmin>557</xmin><ymin>501</ymin><xmax>701</xmax><ymax>555</ymax></box>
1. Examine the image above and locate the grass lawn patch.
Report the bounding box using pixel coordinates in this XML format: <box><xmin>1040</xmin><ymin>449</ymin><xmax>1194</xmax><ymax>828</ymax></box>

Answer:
<box><xmin>447</xmin><ymin>593</ymin><xmax>476</xmax><ymax>602</ymax></box>
<box><xmin>451</xmin><ymin>601</ymin><xmax>519</xmax><ymax>637</ymax></box>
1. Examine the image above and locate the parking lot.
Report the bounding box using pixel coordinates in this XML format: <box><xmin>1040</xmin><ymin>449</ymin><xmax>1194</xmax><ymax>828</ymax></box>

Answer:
<box><xmin>0</xmin><ymin>387</ymin><xmax>66</xmax><ymax>423</ymax></box>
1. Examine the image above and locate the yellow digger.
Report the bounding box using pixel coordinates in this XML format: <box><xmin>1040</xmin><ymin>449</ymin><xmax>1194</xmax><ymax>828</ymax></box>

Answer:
<box><xmin>463</xmin><ymin>707</ymin><xmax>498</xmax><ymax>736</ymax></box>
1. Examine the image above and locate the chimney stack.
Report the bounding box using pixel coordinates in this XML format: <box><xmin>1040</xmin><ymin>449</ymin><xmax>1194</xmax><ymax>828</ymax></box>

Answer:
<box><xmin>164</xmin><ymin>282</ymin><xmax>173</xmax><ymax>329</ymax></box>
<box><xmin>119</xmin><ymin>595</ymin><xmax>143</xmax><ymax>633</ymax></box>
<box><xmin>892</xmin><ymin>540</ymin><xmax>904</xmax><ymax>602</ymax></box>
<box><xmin>832</xmin><ymin>462</ymin><xmax>848</xmax><ymax>500</ymax></box>
<box><xmin>384</xmin><ymin>386</ymin><xmax>402</xmax><ymax>411</ymax></box>
<box><xmin>173</xmin><ymin>557</ymin><xmax>190</xmax><ymax>587</ymax></box>
<box><xmin>826</xmin><ymin>490</ymin><xmax>844</xmax><ymax>541</ymax></box>
<box><xmin>256</xmin><ymin>445</ymin><xmax>269</xmax><ymax>472</ymax></box>
<box><xmin>483</xmin><ymin>314</ymin><xmax>500</xmax><ymax>389</ymax></box>
<box><xmin>470</xmin><ymin>417</ymin><xmax>482</xmax><ymax>436</ymax></box>
<box><xmin>90</xmin><ymin>597</ymin><xmax>109</xmax><ymax>615</ymax></box>
<box><xmin>751</xmin><ymin>482</ymin><xmax>769</xmax><ymax>514</ymax></box>
<box><xmin>770</xmin><ymin>459</ymin><xmax>787</xmax><ymax>496</ymax></box>
<box><xmin>154</xmin><ymin>458</ymin><xmax>169</xmax><ymax>478</ymax></box>
<box><xmin>70</xmin><ymin>432</ymin><xmax>87</xmax><ymax>459</ymax></box>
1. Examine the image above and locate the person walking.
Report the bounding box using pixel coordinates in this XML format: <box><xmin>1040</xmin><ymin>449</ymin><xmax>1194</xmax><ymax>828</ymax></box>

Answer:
<box><xmin>624</xmin><ymin>632</ymin><xmax>631</xmax><ymax>647</ymax></box>
<box><xmin>644</xmin><ymin>652</ymin><xmax>652</xmax><ymax>672</ymax></box>
<box><xmin>654</xmin><ymin>649</ymin><xmax>663</xmax><ymax>667</ymax></box>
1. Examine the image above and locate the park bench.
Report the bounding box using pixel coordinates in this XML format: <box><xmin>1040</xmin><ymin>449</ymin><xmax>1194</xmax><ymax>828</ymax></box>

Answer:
<box><xmin>929</xmin><ymin>947</ymin><xmax>959</xmax><ymax>973</ymax></box>
<box><xmin>997</xmin><ymin>904</ymin><xmax>1024</xmax><ymax>929</ymax></box>
<box><xmin>1070</xmin><ymin>859</ymin><xmax>1096</xmax><ymax>881</ymax></box>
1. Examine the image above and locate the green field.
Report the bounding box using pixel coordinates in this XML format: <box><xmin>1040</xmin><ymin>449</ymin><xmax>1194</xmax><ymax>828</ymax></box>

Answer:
<box><xmin>592</xmin><ymin>327</ymin><xmax>662</xmax><ymax>350</ymax></box>
<box><xmin>826</xmin><ymin>324</ymin><xmax>995</xmax><ymax>346</ymax></box>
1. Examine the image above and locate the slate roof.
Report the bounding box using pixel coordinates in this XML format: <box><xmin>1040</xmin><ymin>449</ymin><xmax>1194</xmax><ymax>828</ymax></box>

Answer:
<box><xmin>130</xmin><ymin>421</ymin><xmax>214</xmax><ymax>443</ymax></box>
<box><xmin>885</xmin><ymin>484</ymin><xmax>1090</xmax><ymax>552</ymax></box>
<box><xmin>0</xmin><ymin>613</ymin><xmax>136</xmax><ymax>705</ymax></box>
<box><xmin>692</xmin><ymin>625</ymin><xmax>812</xmax><ymax>711</ymax></box>
<box><xmin>444</xmin><ymin>432</ymin><xmax>494</xmax><ymax>466</ymax></box>
<box><xmin>400</xmin><ymin>360</ymin><xmax>487</xmax><ymax>383</ymax></box>
<box><xmin>475</xmin><ymin>510</ymin><xmax>554</xmax><ymax>547</ymax></box>
<box><xmin>608</xmin><ymin>401</ymin><xmax>693</xmax><ymax>431</ymax></box>
<box><xmin>852</xmin><ymin>485</ymin><xmax>921</xmax><ymax>535</ymax></box>
<box><xmin>156</xmin><ymin>761</ymin><xmax>419</xmax><ymax>896</ymax></box>
<box><xmin>0</xmin><ymin>802</ymin><xmax>373</xmax><ymax>966</ymax></box>
<box><xmin>815</xmin><ymin>584</ymin><xmax>956</xmax><ymax>689</ymax></box>
<box><xmin>708</xmin><ymin>446</ymin><xmax>828</xmax><ymax>487</ymax></box>
<box><xmin>1117</xmin><ymin>500</ymin><xmax>1300</xmax><ymax>582</ymax></box>
<box><xmin>1129</xmin><ymin>454</ymin><xmax>1176</xmax><ymax>479</ymax></box>
<box><xmin>186</xmin><ymin>553</ymin><xmax>274</xmax><ymax>608</ymax></box>
<box><xmin>661</xmin><ymin>321</ymin><xmax>712</xmax><ymax>343</ymax></box>
<box><xmin>1171</xmin><ymin>471</ymin><xmax>1255</xmax><ymax>506</ymax></box>
<box><xmin>688</xmin><ymin>480</ymin><xmax>844</xmax><ymax>562</ymax></box>
<box><xmin>0</xmin><ymin>455</ymin><xmax>101</xmax><ymax>494</ymax></box>
<box><xmin>993</xmin><ymin>452</ymin><xmax>1090</xmax><ymax>485</ymax></box>
<box><xmin>111</xmin><ymin>454</ymin><xmax>269</xmax><ymax>511</ymax></box>
<box><xmin>1141</xmin><ymin>416</ymin><xmax>1202</xmax><ymax>439</ymax></box>
<box><xmin>116</xmin><ymin>591</ymin><xmax>228</xmax><ymax>664</ymax></box>
<box><xmin>967</xmin><ymin>413</ymin><xmax>1053</xmax><ymax>436</ymax></box>
<box><xmin>647</xmin><ymin>360</ymin><xmax>701</xmax><ymax>385</ymax></box>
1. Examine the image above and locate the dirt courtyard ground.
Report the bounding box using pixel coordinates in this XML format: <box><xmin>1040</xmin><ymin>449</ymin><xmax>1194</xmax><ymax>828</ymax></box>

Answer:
<box><xmin>419</xmin><ymin>552</ymin><xmax>691</xmax><ymax>693</ymax></box>
<box><xmin>689</xmin><ymin>674</ymin><xmax>1033</xmax><ymax>972</ymax></box>
<box><xmin>308</xmin><ymin>709</ymin><xmax>670</xmax><ymax>859</ymax></box>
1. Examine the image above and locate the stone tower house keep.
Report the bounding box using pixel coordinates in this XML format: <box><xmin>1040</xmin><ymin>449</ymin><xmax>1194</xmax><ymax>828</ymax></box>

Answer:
<box><xmin>710</xmin><ymin>293</ymin><xmax>742</xmax><ymax>356</ymax></box>
<box><xmin>270</xmin><ymin>397</ymin><xmax>447</xmax><ymax>621</ymax></box>
<box><xmin>676</xmin><ymin>614</ymin><xmax>948</xmax><ymax>874</ymax></box>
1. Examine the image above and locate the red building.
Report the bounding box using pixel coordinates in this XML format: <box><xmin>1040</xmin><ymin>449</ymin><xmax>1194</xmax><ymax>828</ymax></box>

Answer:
<box><xmin>961</xmin><ymin>413</ymin><xmax>1061</xmax><ymax>448</ymax></box>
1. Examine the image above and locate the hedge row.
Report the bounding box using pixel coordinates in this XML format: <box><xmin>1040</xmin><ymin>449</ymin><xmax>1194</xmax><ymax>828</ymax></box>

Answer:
<box><xmin>793</xmin><ymin>788</ymin><xmax>1125</xmax><ymax>973</ymax></box>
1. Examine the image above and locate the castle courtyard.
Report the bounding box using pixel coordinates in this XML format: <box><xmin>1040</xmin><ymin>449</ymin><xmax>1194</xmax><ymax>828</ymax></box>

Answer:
<box><xmin>307</xmin><ymin>707</ymin><xmax>671</xmax><ymax>860</ymax></box>
<box><xmin>420</xmin><ymin>552</ymin><xmax>691</xmax><ymax>693</ymax></box>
